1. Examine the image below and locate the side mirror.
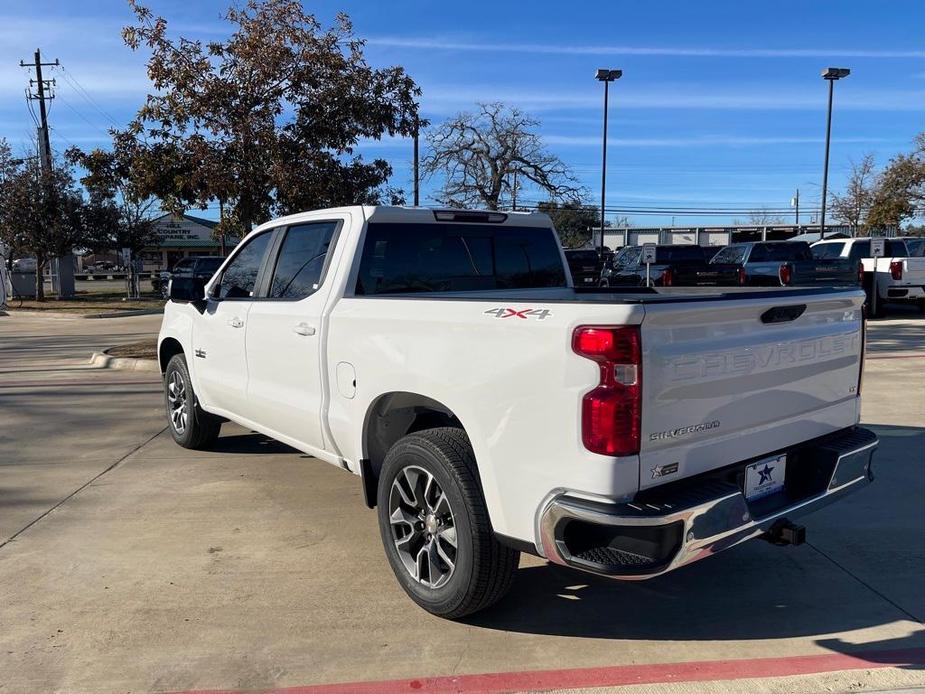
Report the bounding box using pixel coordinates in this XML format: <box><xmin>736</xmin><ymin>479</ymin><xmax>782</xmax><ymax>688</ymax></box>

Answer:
<box><xmin>168</xmin><ymin>276</ymin><xmax>206</xmax><ymax>303</ymax></box>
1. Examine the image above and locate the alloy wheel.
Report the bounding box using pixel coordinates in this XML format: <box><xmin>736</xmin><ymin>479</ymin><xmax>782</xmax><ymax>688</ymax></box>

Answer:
<box><xmin>388</xmin><ymin>465</ymin><xmax>458</xmax><ymax>588</ymax></box>
<box><xmin>166</xmin><ymin>370</ymin><xmax>188</xmax><ymax>434</ymax></box>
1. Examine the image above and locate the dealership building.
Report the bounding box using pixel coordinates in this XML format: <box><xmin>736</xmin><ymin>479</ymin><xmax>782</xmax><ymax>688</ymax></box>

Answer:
<box><xmin>138</xmin><ymin>213</ymin><xmax>235</xmax><ymax>272</ymax></box>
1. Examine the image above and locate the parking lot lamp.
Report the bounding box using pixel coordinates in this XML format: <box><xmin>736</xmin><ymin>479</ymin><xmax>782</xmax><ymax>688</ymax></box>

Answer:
<box><xmin>820</xmin><ymin>67</ymin><xmax>850</xmax><ymax>240</ymax></box>
<box><xmin>596</xmin><ymin>68</ymin><xmax>622</xmax><ymax>258</ymax></box>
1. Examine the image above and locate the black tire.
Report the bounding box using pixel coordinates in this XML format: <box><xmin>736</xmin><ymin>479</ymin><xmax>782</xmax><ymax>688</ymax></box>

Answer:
<box><xmin>376</xmin><ymin>427</ymin><xmax>518</xmax><ymax>619</ymax></box>
<box><xmin>163</xmin><ymin>353</ymin><xmax>221</xmax><ymax>449</ymax></box>
<box><xmin>917</xmin><ymin>299</ymin><xmax>925</xmax><ymax>313</ymax></box>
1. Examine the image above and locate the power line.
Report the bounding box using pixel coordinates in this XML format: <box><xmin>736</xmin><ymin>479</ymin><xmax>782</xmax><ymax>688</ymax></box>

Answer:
<box><xmin>56</xmin><ymin>65</ymin><xmax>120</xmax><ymax>128</ymax></box>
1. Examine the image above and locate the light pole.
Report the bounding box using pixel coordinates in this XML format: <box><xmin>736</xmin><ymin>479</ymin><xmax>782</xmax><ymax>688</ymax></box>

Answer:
<box><xmin>596</xmin><ymin>68</ymin><xmax>622</xmax><ymax>258</ymax></box>
<box><xmin>820</xmin><ymin>67</ymin><xmax>850</xmax><ymax>240</ymax></box>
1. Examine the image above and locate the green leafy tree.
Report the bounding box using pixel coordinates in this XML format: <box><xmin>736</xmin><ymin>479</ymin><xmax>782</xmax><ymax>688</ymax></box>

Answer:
<box><xmin>867</xmin><ymin>133</ymin><xmax>925</xmax><ymax>228</ymax></box>
<box><xmin>84</xmin><ymin>0</ymin><xmax>420</xmax><ymax>239</ymax></box>
<box><xmin>537</xmin><ymin>201</ymin><xmax>600</xmax><ymax>248</ymax></box>
<box><xmin>423</xmin><ymin>102</ymin><xmax>580</xmax><ymax>210</ymax></box>
<box><xmin>0</xmin><ymin>159</ymin><xmax>89</xmax><ymax>300</ymax></box>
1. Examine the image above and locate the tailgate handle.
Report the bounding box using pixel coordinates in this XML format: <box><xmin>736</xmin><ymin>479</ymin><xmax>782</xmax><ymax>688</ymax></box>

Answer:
<box><xmin>761</xmin><ymin>304</ymin><xmax>806</xmax><ymax>324</ymax></box>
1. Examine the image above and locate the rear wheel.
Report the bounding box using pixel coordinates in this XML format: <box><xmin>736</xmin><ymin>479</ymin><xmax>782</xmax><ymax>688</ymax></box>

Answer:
<box><xmin>164</xmin><ymin>353</ymin><xmax>221</xmax><ymax>449</ymax></box>
<box><xmin>376</xmin><ymin>427</ymin><xmax>518</xmax><ymax>618</ymax></box>
<box><xmin>917</xmin><ymin>299</ymin><xmax>925</xmax><ymax>313</ymax></box>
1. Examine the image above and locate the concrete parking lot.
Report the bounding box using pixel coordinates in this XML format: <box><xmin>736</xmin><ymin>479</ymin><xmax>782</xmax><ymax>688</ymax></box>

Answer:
<box><xmin>1</xmin><ymin>308</ymin><xmax>924</xmax><ymax>693</ymax></box>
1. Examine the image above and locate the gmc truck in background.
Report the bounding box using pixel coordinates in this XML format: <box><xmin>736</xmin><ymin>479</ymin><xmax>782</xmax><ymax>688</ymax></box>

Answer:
<box><xmin>159</xmin><ymin>206</ymin><xmax>877</xmax><ymax>618</ymax></box>
<box><xmin>812</xmin><ymin>237</ymin><xmax>925</xmax><ymax>316</ymax></box>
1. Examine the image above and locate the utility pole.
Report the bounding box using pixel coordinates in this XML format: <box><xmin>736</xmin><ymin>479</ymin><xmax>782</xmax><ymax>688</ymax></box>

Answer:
<box><xmin>20</xmin><ymin>49</ymin><xmax>75</xmax><ymax>298</ymax></box>
<box><xmin>21</xmin><ymin>49</ymin><xmax>57</xmax><ymax>174</ymax></box>
<box><xmin>792</xmin><ymin>188</ymin><xmax>800</xmax><ymax>226</ymax></box>
<box><xmin>511</xmin><ymin>170</ymin><xmax>518</xmax><ymax>210</ymax></box>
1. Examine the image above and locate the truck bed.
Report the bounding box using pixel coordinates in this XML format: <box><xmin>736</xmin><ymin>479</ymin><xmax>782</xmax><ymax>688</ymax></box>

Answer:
<box><xmin>358</xmin><ymin>285</ymin><xmax>862</xmax><ymax>304</ymax></box>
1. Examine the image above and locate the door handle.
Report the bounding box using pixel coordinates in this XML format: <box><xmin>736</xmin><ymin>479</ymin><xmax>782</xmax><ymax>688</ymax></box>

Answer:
<box><xmin>293</xmin><ymin>322</ymin><xmax>316</xmax><ymax>336</ymax></box>
<box><xmin>227</xmin><ymin>317</ymin><xmax>244</xmax><ymax>328</ymax></box>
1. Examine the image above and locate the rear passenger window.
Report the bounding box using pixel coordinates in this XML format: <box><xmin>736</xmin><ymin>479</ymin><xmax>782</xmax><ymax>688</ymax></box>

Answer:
<box><xmin>811</xmin><ymin>242</ymin><xmax>845</xmax><ymax>259</ymax></box>
<box><xmin>355</xmin><ymin>223</ymin><xmax>566</xmax><ymax>295</ymax></box>
<box><xmin>268</xmin><ymin>222</ymin><xmax>338</xmax><ymax>299</ymax></box>
<box><xmin>217</xmin><ymin>231</ymin><xmax>272</xmax><ymax>299</ymax></box>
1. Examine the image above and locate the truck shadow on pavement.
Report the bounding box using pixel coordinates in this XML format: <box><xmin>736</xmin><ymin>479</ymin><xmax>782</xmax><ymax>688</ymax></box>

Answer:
<box><xmin>208</xmin><ymin>432</ymin><xmax>298</xmax><ymax>455</ymax></box>
<box><xmin>466</xmin><ymin>424</ymin><xmax>924</xmax><ymax>652</ymax></box>
<box><xmin>867</xmin><ymin>310</ymin><xmax>925</xmax><ymax>353</ymax></box>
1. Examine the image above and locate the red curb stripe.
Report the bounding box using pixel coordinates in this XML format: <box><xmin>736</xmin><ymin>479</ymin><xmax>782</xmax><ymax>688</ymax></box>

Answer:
<box><xmin>176</xmin><ymin>647</ymin><xmax>925</xmax><ymax>694</ymax></box>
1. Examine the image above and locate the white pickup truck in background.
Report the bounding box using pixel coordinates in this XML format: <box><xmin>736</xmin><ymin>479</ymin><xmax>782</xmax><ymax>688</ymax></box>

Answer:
<box><xmin>159</xmin><ymin>206</ymin><xmax>877</xmax><ymax>618</ymax></box>
<box><xmin>813</xmin><ymin>237</ymin><xmax>925</xmax><ymax>316</ymax></box>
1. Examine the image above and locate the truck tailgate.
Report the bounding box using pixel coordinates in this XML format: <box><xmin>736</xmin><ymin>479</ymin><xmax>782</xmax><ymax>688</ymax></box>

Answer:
<box><xmin>790</xmin><ymin>259</ymin><xmax>859</xmax><ymax>286</ymax></box>
<box><xmin>638</xmin><ymin>290</ymin><xmax>863</xmax><ymax>488</ymax></box>
<box><xmin>893</xmin><ymin>257</ymin><xmax>925</xmax><ymax>286</ymax></box>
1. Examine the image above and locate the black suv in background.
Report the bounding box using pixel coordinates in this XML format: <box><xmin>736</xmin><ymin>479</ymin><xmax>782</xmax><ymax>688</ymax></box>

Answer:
<box><xmin>157</xmin><ymin>256</ymin><xmax>224</xmax><ymax>298</ymax></box>
<box><xmin>599</xmin><ymin>244</ymin><xmax>712</xmax><ymax>287</ymax></box>
<box><xmin>564</xmin><ymin>249</ymin><xmax>602</xmax><ymax>286</ymax></box>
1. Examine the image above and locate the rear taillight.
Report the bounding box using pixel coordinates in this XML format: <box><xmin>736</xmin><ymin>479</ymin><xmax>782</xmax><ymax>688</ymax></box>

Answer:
<box><xmin>572</xmin><ymin>326</ymin><xmax>642</xmax><ymax>457</ymax></box>
<box><xmin>662</xmin><ymin>267</ymin><xmax>673</xmax><ymax>287</ymax></box>
<box><xmin>737</xmin><ymin>267</ymin><xmax>747</xmax><ymax>286</ymax></box>
<box><xmin>778</xmin><ymin>263</ymin><xmax>792</xmax><ymax>286</ymax></box>
<box><xmin>890</xmin><ymin>260</ymin><xmax>903</xmax><ymax>280</ymax></box>
<box><xmin>858</xmin><ymin>262</ymin><xmax>865</xmax><ymax>285</ymax></box>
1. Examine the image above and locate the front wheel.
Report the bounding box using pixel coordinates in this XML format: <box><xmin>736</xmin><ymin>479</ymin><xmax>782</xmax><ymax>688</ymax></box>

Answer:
<box><xmin>376</xmin><ymin>428</ymin><xmax>519</xmax><ymax>618</ymax></box>
<box><xmin>164</xmin><ymin>353</ymin><xmax>221</xmax><ymax>449</ymax></box>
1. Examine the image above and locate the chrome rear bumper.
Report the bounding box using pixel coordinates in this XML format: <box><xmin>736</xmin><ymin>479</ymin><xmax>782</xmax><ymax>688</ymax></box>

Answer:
<box><xmin>539</xmin><ymin>427</ymin><xmax>877</xmax><ymax>579</ymax></box>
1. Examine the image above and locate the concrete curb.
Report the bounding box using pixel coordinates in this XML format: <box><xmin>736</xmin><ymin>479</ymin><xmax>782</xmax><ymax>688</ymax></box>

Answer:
<box><xmin>84</xmin><ymin>309</ymin><xmax>165</xmax><ymax>319</ymax></box>
<box><xmin>89</xmin><ymin>350</ymin><xmax>160</xmax><ymax>373</ymax></box>
<box><xmin>7</xmin><ymin>308</ymin><xmax>164</xmax><ymax>319</ymax></box>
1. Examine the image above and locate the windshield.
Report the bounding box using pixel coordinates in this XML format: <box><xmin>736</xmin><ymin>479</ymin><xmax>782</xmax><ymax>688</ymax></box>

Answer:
<box><xmin>710</xmin><ymin>245</ymin><xmax>748</xmax><ymax>264</ymax></box>
<box><xmin>655</xmin><ymin>246</ymin><xmax>705</xmax><ymax>263</ymax></box>
<box><xmin>565</xmin><ymin>251</ymin><xmax>599</xmax><ymax>265</ymax></box>
<box><xmin>197</xmin><ymin>257</ymin><xmax>224</xmax><ymax>272</ymax></box>
<box><xmin>902</xmin><ymin>238</ymin><xmax>924</xmax><ymax>256</ymax></box>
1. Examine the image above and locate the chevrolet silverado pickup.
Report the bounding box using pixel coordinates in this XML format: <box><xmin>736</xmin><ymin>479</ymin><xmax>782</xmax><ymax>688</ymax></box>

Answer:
<box><xmin>698</xmin><ymin>241</ymin><xmax>861</xmax><ymax>288</ymax></box>
<box><xmin>812</xmin><ymin>237</ymin><xmax>925</xmax><ymax>316</ymax></box>
<box><xmin>158</xmin><ymin>206</ymin><xmax>877</xmax><ymax>618</ymax></box>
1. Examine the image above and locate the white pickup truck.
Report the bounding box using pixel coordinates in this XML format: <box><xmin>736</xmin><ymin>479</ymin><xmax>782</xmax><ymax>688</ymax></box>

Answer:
<box><xmin>159</xmin><ymin>206</ymin><xmax>877</xmax><ymax>618</ymax></box>
<box><xmin>812</xmin><ymin>237</ymin><xmax>925</xmax><ymax>316</ymax></box>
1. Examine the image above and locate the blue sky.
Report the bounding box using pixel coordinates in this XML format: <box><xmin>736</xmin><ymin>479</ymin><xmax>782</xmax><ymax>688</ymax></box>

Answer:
<box><xmin>3</xmin><ymin>0</ymin><xmax>925</xmax><ymax>226</ymax></box>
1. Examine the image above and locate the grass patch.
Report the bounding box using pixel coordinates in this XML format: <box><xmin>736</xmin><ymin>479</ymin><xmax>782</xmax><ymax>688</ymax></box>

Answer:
<box><xmin>8</xmin><ymin>292</ymin><xmax>164</xmax><ymax>314</ymax></box>
<box><xmin>106</xmin><ymin>339</ymin><xmax>158</xmax><ymax>360</ymax></box>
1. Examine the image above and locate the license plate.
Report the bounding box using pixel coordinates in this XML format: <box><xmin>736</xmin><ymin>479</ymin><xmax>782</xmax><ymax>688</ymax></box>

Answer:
<box><xmin>744</xmin><ymin>454</ymin><xmax>786</xmax><ymax>500</ymax></box>
<box><xmin>583</xmin><ymin>277</ymin><xmax>595</xmax><ymax>283</ymax></box>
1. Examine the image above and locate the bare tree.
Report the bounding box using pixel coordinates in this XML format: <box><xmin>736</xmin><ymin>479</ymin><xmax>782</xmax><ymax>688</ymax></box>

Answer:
<box><xmin>831</xmin><ymin>154</ymin><xmax>877</xmax><ymax>235</ymax></box>
<box><xmin>423</xmin><ymin>102</ymin><xmax>580</xmax><ymax>210</ymax></box>
<box><xmin>747</xmin><ymin>208</ymin><xmax>785</xmax><ymax>225</ymax></box>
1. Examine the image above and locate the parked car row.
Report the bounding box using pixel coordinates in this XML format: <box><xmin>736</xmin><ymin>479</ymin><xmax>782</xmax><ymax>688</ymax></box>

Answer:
<box><xmin>568</xmin><ymin>236</ymin><xmax>925</xmax><ymax>316</ymax></box>
<box><xmin>152</xmin><ymin>256</ymin><xmax>225</xmax><ymax>298</ymax></box>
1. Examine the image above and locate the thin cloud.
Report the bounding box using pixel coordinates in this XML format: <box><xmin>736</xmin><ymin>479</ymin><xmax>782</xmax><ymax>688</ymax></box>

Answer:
<box><xmin>544</xmin><ymin>135</ymin><xmax>890</xmax><ymax>147</ymax></box>
<box><xmin>419</xmin><ymin>86</ymin><xmax>925</xmax><ymax>113</ymax></box>
<box><xmin>368</xmin><ymin>36</ymin><xmax>925</xmax><ymax>59</ymax></box>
